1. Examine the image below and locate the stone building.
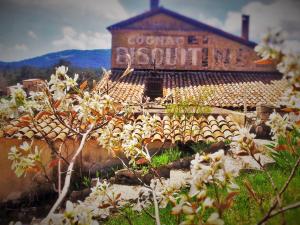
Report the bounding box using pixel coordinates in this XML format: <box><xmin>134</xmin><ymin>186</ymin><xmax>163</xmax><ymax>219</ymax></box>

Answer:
<box><xmin>97</xmin><ymin>0</ymin><xmax>286</xmax><ymax>109</ymax></box>
<box><xmin>0</xmin><ymin>0</ymin><xmax>284</xmax><ymax>203</ymax></box>
<box><xmin>6</xmin><ymin>78</ymin><xmax>44</xmax><ymax>95</ymax></box>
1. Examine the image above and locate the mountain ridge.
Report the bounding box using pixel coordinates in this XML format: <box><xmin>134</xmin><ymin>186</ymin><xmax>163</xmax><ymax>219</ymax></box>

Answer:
<box><xmin>0</xmin><ymin>49</ymin><xmax>111</xmax><ymax>69</ymax></box>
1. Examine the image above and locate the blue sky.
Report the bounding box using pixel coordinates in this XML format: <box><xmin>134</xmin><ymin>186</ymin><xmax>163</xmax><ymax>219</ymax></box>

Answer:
<box><xmin>0</xmin><ymin>0</ymin><xmax>299</xmax><ymax>61</ymax></box>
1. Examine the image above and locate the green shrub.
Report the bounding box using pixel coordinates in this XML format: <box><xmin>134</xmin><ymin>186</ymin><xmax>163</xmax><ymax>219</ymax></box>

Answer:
<box><xmin>151</xmin><ymin>147</ymin><xmax>182</xmax><ymax>168</ymax></box>
<box><xmin>190</xmin><ymin>141</ymin><xmax>211</xmax><ymax>154</ymax></box>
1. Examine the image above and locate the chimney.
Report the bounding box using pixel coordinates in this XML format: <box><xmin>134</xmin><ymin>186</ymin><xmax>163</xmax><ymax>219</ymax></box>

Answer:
<box><xmin>150</xmin><ymin>0</ymin><xmax>159</xmax><ymax>10</ymax></box>
<box><xmin>241</xmin><ymin>15</ymin><xmax>250</xmax><ymax>40</ymax></box>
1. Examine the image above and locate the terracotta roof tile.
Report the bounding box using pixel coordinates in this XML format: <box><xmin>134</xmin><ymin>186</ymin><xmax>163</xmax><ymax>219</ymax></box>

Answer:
<box><xmin>2</xmin><ymin>114</ymin><xmax>240</xmax><ymax>145</ymax></box>
<box><xmin>96</xmin><ymin>71</ymin><xmax>286</xmax><ymax>108</ymax></box>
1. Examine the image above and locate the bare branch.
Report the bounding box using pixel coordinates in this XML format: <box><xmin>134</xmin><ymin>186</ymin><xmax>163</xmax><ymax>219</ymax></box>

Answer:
<box><xmin>46</xmin><ymin>124</ymin><xmax>94</xmax><ymax>217</ymax></box>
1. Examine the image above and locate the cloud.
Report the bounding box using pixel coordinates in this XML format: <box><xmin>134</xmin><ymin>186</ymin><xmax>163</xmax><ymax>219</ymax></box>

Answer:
<box><xmin>6</xmin><ymin>0</ymin><xmax>129</xmax><ymax>21</ymax></box>
<box><xmin>14</xmin><ymin>44</ymin><xmax>28</xmax><ymax>51</ymax></box>
<box><xmin>222</xmin><ymin>0</ymin><xmax>300</xmax><ymax>41</ymax></box>
<box><xmin>27</xmin><ymin>30</ymin><xmax>38</xmax><ymax>39</ymax></box>
<box><xmin>198</xmin><ymin>15</ymin><xmax>223</xmax><ymax>28</ymax></box>
<box><xmin>52</xmin><ymin>26</ymin><xmax>111</xmax><ymax>50</ymax></box>
<box><xmin>285</xmin><ymin>40</ymin><xmax>300</xmax><ymax>54</ymax></box>
<box><xmin>193</xmin><ymin>0</ymin><xmax>300</xmax><ymax>56</ymax></box>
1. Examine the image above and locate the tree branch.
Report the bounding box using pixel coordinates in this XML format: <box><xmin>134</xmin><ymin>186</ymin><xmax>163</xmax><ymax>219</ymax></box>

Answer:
<box><xmin>257</xmin><ymin>154</ymin><xmax>300</xmax><ymax>225</ymax></box>
<box><xmin>46</xmin><ymin>124</ymin><xmax>94</xmax><ymax>217</ymax></box>
<box><xmin>257</xmin><ymin>201</ymin><xmax>300</xmax><ymax>225</ymax></box>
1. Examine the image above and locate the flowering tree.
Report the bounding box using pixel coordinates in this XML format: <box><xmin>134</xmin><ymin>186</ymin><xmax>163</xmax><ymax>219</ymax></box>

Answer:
<box><xmin>3</xmin><ymin>61</ymin><xmax>235</xmax><ymax>225</ymax></box>
<box><xmin>163</xmin><ymin>150</ymin><xmax>238</xmax><ymax>225</ymax></box>
<box><xmin>1</xmin><ymin>57</ymin><xmax>134</xmax><ymax>220</ymax></box>
<box><xmin>232</xmin><ymin>29</ymin><xmax>300</xmax><ymax>225</ymax></box>
<box><xmin>6</xmin><ymin>29</ymin><xmax>300</xmax><ymax>225</ymax></box>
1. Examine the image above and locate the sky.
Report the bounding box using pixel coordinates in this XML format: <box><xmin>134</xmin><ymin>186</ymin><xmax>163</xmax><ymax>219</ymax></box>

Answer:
<box><xmin>0</xmin><ymin>0</ymin><xmax>299</xmax><ymax>62</ymax></box>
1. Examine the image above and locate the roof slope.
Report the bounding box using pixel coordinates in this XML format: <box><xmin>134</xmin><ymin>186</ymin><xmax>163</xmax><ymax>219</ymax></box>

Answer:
<box><xmin>96</xmin><ymin>71</ymin><xmax>286</xmax><ymax>108</ymax></box>
<box><xmin>1</xmin><ymin>114</ymin><xmax>239</xmax><ymax>144</ymax></box>
<box><xmin>107</xmin><ymin>7</ymin><xmax>256</xmax><ymax>48</ymax></box>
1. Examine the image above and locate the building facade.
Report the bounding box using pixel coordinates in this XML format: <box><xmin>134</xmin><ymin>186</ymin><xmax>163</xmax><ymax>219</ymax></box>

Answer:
<box><xmin>99</xmin><ymin>0</ymin><xmax>284</xmax><ymax>108</ymax></box>
<box><xmin>108</xmin><ymin>2</ymin><xmax>275</xmax><ymax>72</ymax></box>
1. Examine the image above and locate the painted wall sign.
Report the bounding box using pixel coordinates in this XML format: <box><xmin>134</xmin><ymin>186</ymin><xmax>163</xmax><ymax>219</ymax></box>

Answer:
<box><xmin>111</xmin><ymin>31</ymin><xmax>275</xmax><ymax>71</ymax></box>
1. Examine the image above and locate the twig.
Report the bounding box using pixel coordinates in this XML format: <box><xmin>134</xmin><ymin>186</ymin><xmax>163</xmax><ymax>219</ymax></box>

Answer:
<box><xmin>46</xmin><ymin>124</ymin><xmax>94</xmax><ymax>217</ymax></box>
<box><xmin>268</xmin><ymin>201</ymin><xmax>300</xmax><ymax>219</ymax></box>
<box><xmin>279</xmin><ymin>155</ymin><xmax>300</xmax><ymax>196</ymax></box>
<box><xmin>141</xmin><ymin>205</ymin><xmax>156</xmax><ymax>220</ymax></box>
<box><xmin>257</xmin><ymin>155</ymin><xmax>300</xmax><ymax>225</ymax></box>
<box><xmin>258</xmin><ymin>201</ymin><xmax>300</xmax><ymax>225</ymax></box>
<box><xmin>152</xmin><ymin>186</ymin><xmax>162</xmax><ymax>225</ymax></box>
<box><xmin>251</xmin><ymin>153</ymin><xmax>286</xmax><ymax>224</ymax></box>
<box><xmin>119</xmin><ymin>211</ymin><xmax>133</xmax><ymax>225</ymax></box>
<box><xmin>30</xmin><ymin>114</ymin><xmax>70</xmax><ymax>165</ymax></box>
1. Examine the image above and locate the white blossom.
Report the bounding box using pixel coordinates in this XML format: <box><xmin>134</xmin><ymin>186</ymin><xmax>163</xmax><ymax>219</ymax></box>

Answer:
<box><xmin>8</xmin><ymin>142</ymin><xmax>41</xmax><ymax>177</ymax></box>
<box><xmin>206</xmin><ymin>212</ymin><xmax>224</xmax><ymax>225</ymax></box>
<box><xmin>266</xmin><ymin>112</ymin><xmax>290</xmax><ymax>141</ymax></box>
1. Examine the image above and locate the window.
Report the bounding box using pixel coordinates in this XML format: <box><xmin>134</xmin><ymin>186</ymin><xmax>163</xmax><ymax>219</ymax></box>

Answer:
<box><xmin>202</xmin><ymin>48</ymin><xmax>208</xmax><ymax>67</ymax></box>
<box><xmin>224</xmin><ymin>49</ymin><xmax>230</xmax><ymax>64</ymax></box>
<box><xmin>188</xmin><ymin>35</ymin><xmax>198</xmax><ymax>44</ymax></box>
<box><xmin>144</xmin><ymin>77</ymin><xmax>163</xmax><ymax>101</ymax></box>
<box><xmin>203</xmin><ymin>36</ymin><xmax>208</xmax><ymax>44</ymax></box>
<box><xmin>214</xmin><ymin>49</ymin><xmax>223</xmax><ymax>65</ymax></box>
<box><xmin>236</xmin><ymin>48</ymin><xmax>243</xmax><ymax>64</ymax></box>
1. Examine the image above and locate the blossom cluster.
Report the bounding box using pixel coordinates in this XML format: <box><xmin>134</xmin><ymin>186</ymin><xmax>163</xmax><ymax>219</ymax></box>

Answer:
<box><xmin>41</xmin><ymin>179</ymin><xmax>136</xmax><ymax>224</ymax></box>
<box><xmin>254</xmin><ymin>28</ymin><xmax>285</xmax><ymax>60</ymax></box>
<box><xmin>277</xmin><ymin>53</ymin><xmax>300</xmax><ymax>109</ymax></box>
<box><xmin>255</xmin><ymin>29</ymin><xmax>300</xmax><ymax>110</ymax></box>
<box><xmin>266</xmin><ymin>112</ymin><xmax>291</xmax><ymax>141</ymax></box>
<box><xmin>255</xmin><ymin>29</ymin><xmax>300</xmax><ymax>140</ymax></box>
<box><xmin>233</xmin><ymin>127</ymin><xmax>257</xmax><ymax>154</ymax></box>
<box><xmin>150</xmin><ymin>150</ymin><xmax>239</xmax><ymax>225</ymax></box>
<box><xmin>98</xmin><ymin>113</ymin><xmax>160</xmax><ymax>165</ymax></box>
<box><xmin>8</xmin><ymin>141</ymin><xmax>41</xmax><ymax>178</ymax></box>
<box><xmin>0</xmin><ymin>84</ymin><xmax>41</xmax><ymax>122</ymax></box>
<box><xmin>83</xmin><ymin>179</ymin><xmax>126</xmax><ymax>218</ymax></box>
<box><xmin>74</xmin><ymin>92</ymin><xmax>115</xmax><ymax>124</ymax></box>
<box><xmin>47</xmin><ymin>66</ymin><xmax>79</xmax><ymax>101</ymax></box>
<box><xmin>40</xmin><ymin>200</ymin><xmax>98</xmax><ymax>225</ymax></box>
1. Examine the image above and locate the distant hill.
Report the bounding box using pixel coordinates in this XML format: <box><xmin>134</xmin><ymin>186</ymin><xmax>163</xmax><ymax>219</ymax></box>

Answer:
<box><xmin>0</xmin><ymin>49</ymin><xmax>111</xmax><ymax>69</ymax></box>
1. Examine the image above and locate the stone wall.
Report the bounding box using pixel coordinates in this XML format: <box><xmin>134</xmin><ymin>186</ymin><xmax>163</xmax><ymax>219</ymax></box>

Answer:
<box><xmin>110</xmin><ymin>14</ymin><xmax>276</xmax><ymax>71</ymax></box>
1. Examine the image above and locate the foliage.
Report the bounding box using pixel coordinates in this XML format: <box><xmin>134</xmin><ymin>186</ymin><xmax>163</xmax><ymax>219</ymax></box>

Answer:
<box><xmin>166</xmin><ymin>95</ymin><xmax>212</xmax><ymax>119</ymax></box>
<box><xmin>105</xmin><ymin>165</ymin><xmax>300</xmax><ymax>225</ymax></box>
<box><xmin>167</xmin><ymin>150</ymin><xmax>239</xmax><ymax>225</ymax></box>
<box><xmin>190</xmin><ymin>141</ymin><xmax>212</xmax><ymax>154</ymax></box>
<box><xmin>0</xmin><ymin>65</ymin><xmax>103</xmax><ymax>89</ymax></box>
<box><xmin>151</xmin><ymin>147</ymin><xmax>182</xmax><ymax>168</ymax></box>
<box><xmin>82</xmin><ymin>176</ymin><xmax>92</xmax><ymax>188</ymax></box>
<box><xmin>1</xmin><ymin>56</ymin><xmax>135</xmax><ymax>222</ymax></box>
<box><xmin>270</xmin><ymin>128</ymin><xmax>300</xmax><ymax>172</ymax></box>
<box><xmin>6</xmin><ymin>28</ymin><xmax>300</xmax><ymax>225</ymax></box>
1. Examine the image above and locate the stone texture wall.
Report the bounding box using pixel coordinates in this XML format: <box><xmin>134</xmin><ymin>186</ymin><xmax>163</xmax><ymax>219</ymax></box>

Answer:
<box><xmin>110</xmin><ymin>14</ymin><xmax>276</xmax><ymax>71</ymax></box>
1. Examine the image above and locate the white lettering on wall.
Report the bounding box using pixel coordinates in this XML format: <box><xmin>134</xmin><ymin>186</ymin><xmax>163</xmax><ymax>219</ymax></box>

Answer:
<box><xmin>165</xmin><ymin>48</ymin><xmax>177</xmax><ymax>66</ymax></box>
<box><xmin>116</xmin><ymin>47</ymin><xmax>128</xmax><ymax>64</ymax></box>
<box><xmin>136</xmin><ymin>48</ymin><xmax>150</xmax><ymax>65</ymax></box>
<box><xmin>152</xmin><ymin>48</ymin><xmax>164</xmax><ymax>65</ymax></box>
<box><xmin>127</xmin><ymin>35</ymin><xmax>185</xmax><ymax>46</ymax></box>
<box><xmin>179</xmin><ymin>48</ymin><xmax>187</xmax><ymax>66</ymax></box>
<box><xmin>189</xmin><ymin>48</ymin><xmax>201</xmax><ymax>66</ymax></box>
<box><xmin>115</xmin><ymin>35</ymin><xmax>248</xmax><ymax>68</ymax></box>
